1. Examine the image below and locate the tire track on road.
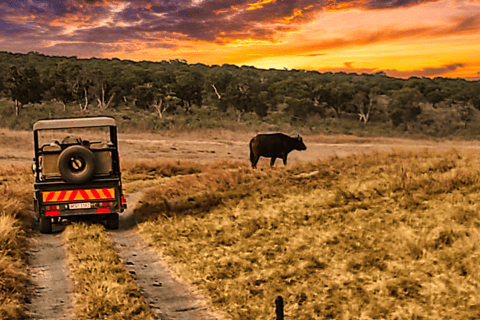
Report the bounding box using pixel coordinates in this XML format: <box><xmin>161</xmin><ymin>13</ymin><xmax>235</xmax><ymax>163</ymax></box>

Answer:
<box><xmin>28</xmin><ymin>226</ymin><xmax>74</xmax><ymax>320</ymax></box>
<box><xmin>109</xmin><ymin>190</ymin><xmax>222</xmax><ymax>320</ymax></box>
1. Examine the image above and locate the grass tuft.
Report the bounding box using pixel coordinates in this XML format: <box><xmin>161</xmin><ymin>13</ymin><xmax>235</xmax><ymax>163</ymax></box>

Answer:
<box><xmin>0</xmin><ymin>164</ymin><xmax>32</xmax><ymax>320</ymax></box>
<box><xmin>64</xmin><ymin>222</ymin><xmax>154</xmax><ymax>320</ymax></box>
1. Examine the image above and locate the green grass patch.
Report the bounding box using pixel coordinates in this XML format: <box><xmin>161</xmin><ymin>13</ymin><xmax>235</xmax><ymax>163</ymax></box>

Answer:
<box><xmin>64</xmin><ymin>223</ymin><xmax>154</xmax><ymax>320</ymax></box>
<box><xmin>136</xmin><ymin>149</ymin><xmax>480</xmax><ymax>319</ymax></box>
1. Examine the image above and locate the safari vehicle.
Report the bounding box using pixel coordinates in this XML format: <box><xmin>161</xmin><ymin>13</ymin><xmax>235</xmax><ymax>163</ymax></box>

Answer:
<box><xmin>32</xmin><ymin>116</ymin><xmax>126</xmax><ymax>234</ymax></box>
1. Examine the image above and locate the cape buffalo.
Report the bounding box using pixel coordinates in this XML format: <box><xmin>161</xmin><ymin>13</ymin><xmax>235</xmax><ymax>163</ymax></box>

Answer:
<box><xmin>249</xmin><ymin>133</ymin><xmax>307</xmax><ymax>168</ymax></box>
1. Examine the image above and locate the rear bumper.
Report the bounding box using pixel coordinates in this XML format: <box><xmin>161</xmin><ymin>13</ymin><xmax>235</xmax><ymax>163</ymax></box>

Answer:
<box><xmin>34</xmin><ymin>184</ymin><xmax>126</xmax><ymax>218</ymax></box>
<box><xmin>44</xmin><ymin>207</ymin><xmax>121</xmax><ymax>217</ymax></box>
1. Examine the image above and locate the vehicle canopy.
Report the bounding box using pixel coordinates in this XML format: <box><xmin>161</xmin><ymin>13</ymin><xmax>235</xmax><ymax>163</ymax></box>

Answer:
<box><xmin>33</xmin><ymin>117</ymin><xmax>116</xmax><ymax>131</ymax></box>
<box><xmin>33</xmin><ymin>117</ymin><xmax>118</xmax><ymax>152</ymax></box>
<box><xmin>32</xmin><ymin>116</ymin><xmax>121</xmax><ymax>184</ymax></box>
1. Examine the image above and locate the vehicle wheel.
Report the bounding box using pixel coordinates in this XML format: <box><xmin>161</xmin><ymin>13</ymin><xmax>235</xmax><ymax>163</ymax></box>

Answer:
<box><xmin>58</xmin><ymin>146</ymin><xmax>96</xmax><ymax>184</ymax></box>
<box><xmin>40</xmin><ymin>216</ymin><xmax>52</xmax><ymax>234</ymax></box>
<box><xmin>106</xmin><ymin>213</ymin><xmax>119</xmax><ymax>230</ymax></box>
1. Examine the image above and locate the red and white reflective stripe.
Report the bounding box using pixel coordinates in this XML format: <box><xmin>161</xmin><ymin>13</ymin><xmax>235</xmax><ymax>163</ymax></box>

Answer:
<box><xmin>42</xmin><ymin>188</ymin><xmax>115</xmax><ymax>202</ymax></box>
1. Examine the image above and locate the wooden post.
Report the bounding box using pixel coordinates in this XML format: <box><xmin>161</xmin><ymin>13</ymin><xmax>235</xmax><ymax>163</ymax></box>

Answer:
<box><xmin>275</xmin><ymin>295</ymin><xmax>284</xmax><ymax>320</ymax></box>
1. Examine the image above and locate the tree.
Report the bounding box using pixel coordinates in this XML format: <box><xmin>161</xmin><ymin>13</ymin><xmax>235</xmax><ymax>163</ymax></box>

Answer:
<box><xmin>3</xmin><ymin>65</ymin><xmax>43</xmax><ymax>116</ymax></box>
<box><xmin>465</xmin><ymin>82</ymin><xmax>480</xmax><ymax>111</ymax></box>
<box><xmin>50</xmin><ymin>61</ymin><xmax>80</xmax><ymax>111</ymax></box>
<box><xmin>88</xmin><ymin>61</ymin><xmax>134</xmax><ymax>111</ymax></box>
<box><xmin>326</xmin><ymin>82</ymin><xmax>354</xmax><ymax>118</ymax></box>
<box><xmin>404</xmin><ymin>77</ymin><xmax>428</xmax><ymax>94</ymax></box>
<box><xmin>232</xmin><ymin>82</ymin><xmax>254</xmax><ymax>122</ymax></box>
<box><xmin>389</xmin><ymin>87</ymin><xmax>423</xmax><ymax>131</ymax></box>
<box><xmin>90</xmin><ymin>70</ymin><xmax>117</xmax><ymax>111</ymax></box>
<box><xmin>51</xmin><ymin>64</ymin><xmax>96</xmax><ymax>112</ymax></box>
<box><xmin>209</xmin><ymin>71</ymin><xmax>234</xmax><ymax>112</ymax></box>
<box><xmin>174</xmin><ymin>70</ymin><xmax>204</xmax><ymax>113</ymax></box>
<box><xmin>150</xmin><ymin>70</ymin><xmax>178</xmax><ymax>118</ymax></box>
<box><xmin>285</xmin><ymin>97</ymin><xmax>315</xmax><ymax>121</ymax></box>
<box><xmin>219</xmin><ymin>74</ymin><xmax>271</xmax><ymax>122</ymax></box>
<box><xmin>353</xmin><ymin>91</ymin><xmax>378</xmax><ymax>124</ymax></box>
<box><xmin>457</xmin><ymin>103</ymin><xmax>475</xmax><ymax>129</ymax></box>
<box><xmin>425</xmin><ymin>90</ymin><xmax>444</xmax><ymax>108</ymax></box>
<box><xmin>0</xmin><ymin>71</ymin><xmax>4</xmax><ymax>96</ymax></box>
<box><xmin>272</xmin><ymin>75</ymin><xmax>328</xmax><ymax>121</ymax></box>
<box><xmin>131</xmin><ymin>69</ymin><xmax>179</xmax><ymax>118</ymax></box>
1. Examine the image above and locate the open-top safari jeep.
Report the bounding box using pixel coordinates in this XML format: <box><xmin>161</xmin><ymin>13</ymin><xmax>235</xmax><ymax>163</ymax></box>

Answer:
<box><xmin>32</xmin><ymin>116</ymin><xmax>126</xmax><ymax>233</ymax></box>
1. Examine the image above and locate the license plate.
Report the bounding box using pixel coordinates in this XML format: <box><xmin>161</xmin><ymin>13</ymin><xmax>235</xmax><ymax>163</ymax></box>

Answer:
<box><xmin>69</xmin><ymin>202</ymin><xmax>91</xmax><ymax>209</ymax></box>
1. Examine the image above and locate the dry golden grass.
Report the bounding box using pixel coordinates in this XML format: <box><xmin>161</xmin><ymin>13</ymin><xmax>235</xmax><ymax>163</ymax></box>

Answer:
<box><xmin>121</xmin><ymin>159</ymin><xmax>205</xmax><ymax>193</ymax></box>
<box><xmin>0</xmin><ymin>164</ymin><xmax>32</xmax><ymax>320</ymax></box>
<box><xmin>64</xmin><ymin>222</ymin><xmax>154</xmax><ymax>320</ymax></box>
<box><xmin>136</xmin><ymin>149</ymin><xmax>480</xmax><ymax>319</ymax></box>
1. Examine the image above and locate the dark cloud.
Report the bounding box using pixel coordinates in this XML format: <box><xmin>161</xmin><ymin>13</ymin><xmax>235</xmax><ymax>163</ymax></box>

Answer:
<box><xmin>449</xmin><ymin>15</ymin><xmax>480</xmax><ymax>33</ymax></box>
<box><xmin>2</xmin><ymin>0</ymin><xmax>70</xmax><ymax>15</ymax></box>
<box><xmin>363</xmin><ymin>0</ymin><xmax>439</xmax><ymax>10</ymax></box>
<box><xmin>0</xmin><ymin>19</ymin><xmax>34</xmax><ymax>34</ymax></box>
<box><xmin>0</xmin><ymin>0</ymin><xmax>450</xmax><ymax>45</ymax></box>
<box><xmin>318</xmin><ymin>65</ymin><xmax>378</xmax><ymax>75</ymax></box>
<box><xmin>40</xmin><ymin>41</ymin><xmax>121</xmax><ymax>58</ymax></box>
<box><xmin>382</xmin><ymin>63</ymin><xmax>466</xmax><ymax>78</ymax></box>
<box><xmin>315</xmin><ymin>61</ymin><xmax>467</xmax><ymax>78</ymax></box>
<box><xmin>299</xmin><ymin>53</ymin><xmax>326</xmax><ymax>57</ymax></box>
<box><xmin>318</xmin><ymin>62</ymin><xmax>466</xmax><ymax>78</ymax></box>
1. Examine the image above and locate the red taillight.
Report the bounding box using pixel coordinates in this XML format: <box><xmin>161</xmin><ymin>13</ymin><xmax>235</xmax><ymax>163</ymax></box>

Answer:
<box><xmin>96</xmin><ymin>208</ymin><xmax>110</xmax><ymax>214</ymax></box>
<box><xmin>45</xmin><ymin>205</ymin><xmax>60</xmax><ymax>216</ymax></box>
<box><xmin>121</xmin><ymin>195</ymin><xmax>126</xmax><ymax>206</ymax></box>
<box><xmin>101</xmin><ymin>202</ymin><xmax>114</xmax><ymax>207</ymax></box>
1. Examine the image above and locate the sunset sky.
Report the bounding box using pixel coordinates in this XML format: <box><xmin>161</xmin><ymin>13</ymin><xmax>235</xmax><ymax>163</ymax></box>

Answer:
<box><xmin>1</xmin><ymin>0</ymin><xmax>479</xmax><ymax>79</ymax></box>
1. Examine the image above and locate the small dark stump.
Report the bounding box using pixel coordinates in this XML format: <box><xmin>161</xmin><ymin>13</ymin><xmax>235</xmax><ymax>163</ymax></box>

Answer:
<box><xmin>275</xmin><ymin>295</ymin><xmax>284</xmax><ymax>320</ymax></box>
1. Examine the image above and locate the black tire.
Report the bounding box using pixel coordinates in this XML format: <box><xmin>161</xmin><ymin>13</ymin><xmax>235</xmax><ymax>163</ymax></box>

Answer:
<box><xmin>40</xmin><ymin>216</ymin><xmax>52</xmax><ymax>234</ymax></box>
<box><xmin>58</xmin><ymin>146</ymin><xmax>96</xmax><ymax>184</ymax></box>
<box><xmin>106</xmin><ymin>213</ymin><xmax>119</xmax><ymax>230</ymax></box>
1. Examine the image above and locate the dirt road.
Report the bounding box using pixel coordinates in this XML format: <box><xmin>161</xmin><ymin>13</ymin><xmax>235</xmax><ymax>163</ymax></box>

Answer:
<box><xmin>111</xmin><ymin>190</ymin><xmax>219</xmax><ymax>320</ymax></box>
<box><xmin>28</xmin><ymin>189</ymin><xmax>221</xmax><ymax>320</ymax></box>
<box><xmin>5</xmin><ymin>127</ymin><xmax>480</xmax><ymax>166</ymax></box>
<box><xmin>28</xmin><ymin>229</ymin><xmax>74</xmax><ymax>320</ymax></box>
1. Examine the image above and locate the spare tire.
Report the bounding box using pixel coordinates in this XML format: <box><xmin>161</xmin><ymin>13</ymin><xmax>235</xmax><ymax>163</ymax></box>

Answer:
<box><xmin>58</xmin><ymin>145</ymin><xmax>96</xmax><ymax>184</ymax></box>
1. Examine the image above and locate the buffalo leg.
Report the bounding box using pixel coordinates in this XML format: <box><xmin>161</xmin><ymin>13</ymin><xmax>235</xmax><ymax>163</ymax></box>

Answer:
<box><xmin>282</xmin><ymin>155</ymin><xmax>288</xmax><ymax>165</ymax></box>
<box><xmin>270</xmin><ymin>157</ymin><xmax>276</xmax><ymax>167</ymax></box>
<box><xmin>250</xmin><ymin>153</ymin><xmax>259</xmax><ymax>169</ymax></box>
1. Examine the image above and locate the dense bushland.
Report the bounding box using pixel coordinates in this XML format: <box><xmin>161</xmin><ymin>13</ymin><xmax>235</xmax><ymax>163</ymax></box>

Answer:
<box><xmin>136</xmin><ymin>149</ymin><xmax>480</xmax><ymax>319</ymax></box>
<box><xmin>2</xmin><ymin>51</ymin><xmax>480</xmax><ymax>139</ymax></box>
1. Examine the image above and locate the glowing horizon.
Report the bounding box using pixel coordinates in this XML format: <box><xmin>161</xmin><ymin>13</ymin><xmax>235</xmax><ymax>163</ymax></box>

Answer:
<box><xmin>1</xmin><ymin>0</ymin><xmax>479</xmax><ymax>79</ymax></box>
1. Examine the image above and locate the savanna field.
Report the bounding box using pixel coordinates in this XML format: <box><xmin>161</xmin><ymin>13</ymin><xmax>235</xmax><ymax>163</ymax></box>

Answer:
<box><xmin>2</xmin><ymin>148</ymin><xmax>480</xmax><ymax>319</ymax></box>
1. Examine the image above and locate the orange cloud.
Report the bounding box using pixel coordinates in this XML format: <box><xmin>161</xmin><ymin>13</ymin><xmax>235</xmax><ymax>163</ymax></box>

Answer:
<box><xmin>247</xmin><ymin>0</ymin><xmax>276</xmax><ymax>11</ymax></box>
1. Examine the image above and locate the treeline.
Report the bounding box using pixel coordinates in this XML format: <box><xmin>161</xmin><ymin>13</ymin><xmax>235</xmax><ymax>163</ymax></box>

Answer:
<box><xmin>1</xmin><ymin>51</ymin><xmax>480</xmax><ymax>136</ymax></box>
